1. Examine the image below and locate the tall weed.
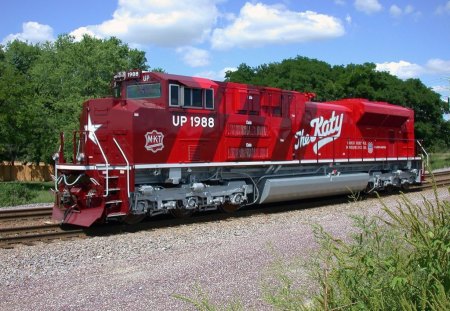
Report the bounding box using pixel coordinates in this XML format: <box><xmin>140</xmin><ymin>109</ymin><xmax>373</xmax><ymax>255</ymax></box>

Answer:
<box><xmin>310</xmin><ymin>187</ymin><xmax>450</xmax><ymax>310</ymax></box>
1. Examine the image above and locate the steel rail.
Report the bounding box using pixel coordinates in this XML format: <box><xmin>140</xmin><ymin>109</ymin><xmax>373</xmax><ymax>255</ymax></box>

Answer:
<box><xmin>0</xmin><ymin>223</ymin><xmax>85</xmax><ymax>248</ymax></box>
<box><xmin>0</xmin><ymin>206</ymin><xmax>53</xmax><ymax>221</ymax></box>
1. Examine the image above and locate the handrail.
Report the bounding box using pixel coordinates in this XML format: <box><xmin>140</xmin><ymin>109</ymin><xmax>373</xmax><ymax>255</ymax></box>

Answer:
<box><xmin>73</xmin><ymin>131</ymin><xmax>84</xmax><ymax>163</ymax></box>
<box><xmin>113</xmin><ymin>137</ymin><xmax>130</xmax><ymax>198</ymax></box>
<box><xmin>53</xmin><ymin>144</ymin><xmax>61</xmax><ymax>191</ymax></box>
<box><xmin>294</xmin><ymin>135</ymin><xmax>420</xmax><ymax>162</ymax></box>
<box><xmin>416</xmin><ymin>140</ymin><xmax>429</xmax><ymax>166</ymax></box>
<box><xmin>91</xmin><ymin>131</ymin><xmax>110</xmax><ymax>197</ymax></box>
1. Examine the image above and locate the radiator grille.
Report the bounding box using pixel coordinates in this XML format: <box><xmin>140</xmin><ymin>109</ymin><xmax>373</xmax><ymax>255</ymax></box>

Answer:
<box><xmin>188</xmin><ymin>145</ymin><xmax>201</xmax><ymax>162</ymax></box>
<box><xmin>228</xmin><ymin>147</ymin><xmax>268</xmax><ymax>160</ymax></box>
<box><xmin>226</xmin><ymin>124</ymin><xmax>268</xmax><ymax>137</ymax></box>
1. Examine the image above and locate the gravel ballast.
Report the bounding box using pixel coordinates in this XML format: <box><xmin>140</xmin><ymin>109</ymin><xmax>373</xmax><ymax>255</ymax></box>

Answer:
<box><xmin>1</xmin><ymin>188</ymin><xmax>449</xmax><ymax>310</ymax></box>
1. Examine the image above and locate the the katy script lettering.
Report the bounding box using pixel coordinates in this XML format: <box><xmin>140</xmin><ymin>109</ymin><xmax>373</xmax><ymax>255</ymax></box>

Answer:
<box><xmin>294</xmin><ymin>111</ymin><xmax>344</xmax><ymax>154</ymax></box>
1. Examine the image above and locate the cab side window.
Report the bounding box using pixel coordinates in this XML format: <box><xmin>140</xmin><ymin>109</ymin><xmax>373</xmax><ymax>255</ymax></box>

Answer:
<box><xmin>169</xmin><ymin>84</ymin><xmax>180</xmax><ymax>106</ymax></box>
<box><xmin>169</xmin><ymin>84</ymin><xmax>214</xmax><ymax>109</ymax></box>
<box><xmin>205</xmin><ymin>89</ymin><xmax>214</xmax><ymax>109</ymax></box>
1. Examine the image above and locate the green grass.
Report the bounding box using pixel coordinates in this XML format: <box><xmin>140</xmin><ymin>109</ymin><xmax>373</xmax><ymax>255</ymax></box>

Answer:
<box><xmin>429</xmin><ymin>152</ymin><xmax>450</xmax><ymax>170</ymax></box>
<box><xmin>0</xmin><ymin>181</ymin><xmax>54</xmax><ymax>207</ymax></box>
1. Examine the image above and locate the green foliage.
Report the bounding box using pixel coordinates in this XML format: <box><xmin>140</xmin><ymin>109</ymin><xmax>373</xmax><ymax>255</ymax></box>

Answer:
<box><xmin>0</xmin><ymin>182</ymin><xmax>33</xmax><ymax>206</ymax></box>
<box><xmin>151</xmin><ymin>67</ymin><xmax>167</xmax><ymax>73</ymax></box>
<box><xmin>0</xmin><ymin>35</ymin><xmax>148</xmax><ymax>163</ymax></box>
<box><xmin>430</xmin><ymin>153</ymin><xmax>450</xmax><ymax>169</ymax></box>
<box><xmin>0</xmin><ymin>181</ymin><xmax>54</xmax><ymax>207</ymax></box>
<box><xmin>307</xmin><ymin>189</ymin><xmax>450</xmax><ymax>310</ymax></box>
<box><xmin>261</xmin><ymin>256</ymin><xmax>310</xmax><ymax>311</ymax></box>
<box><xmin>226</xmin><ymin>56</ymin><xmax>449</xmax><ymax>150</ymax></box>
<box><xmin>226</xmin><ymin>57</ymin><xmax>335</xmax><ymax>101</ymax></box>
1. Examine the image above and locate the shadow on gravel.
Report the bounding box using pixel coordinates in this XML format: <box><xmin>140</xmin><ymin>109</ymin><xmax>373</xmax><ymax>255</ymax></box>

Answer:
<box><xmin>77</xmin><ymin>189</ymin><xmax>409</xmax><ymax>238</ymax></box>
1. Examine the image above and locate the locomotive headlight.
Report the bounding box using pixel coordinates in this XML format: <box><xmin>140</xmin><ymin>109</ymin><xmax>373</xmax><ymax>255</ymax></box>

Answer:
<box><xmin>76</xmin><ymin>152</ymin><xmax>85</xmax><ymax>162</ymax></box>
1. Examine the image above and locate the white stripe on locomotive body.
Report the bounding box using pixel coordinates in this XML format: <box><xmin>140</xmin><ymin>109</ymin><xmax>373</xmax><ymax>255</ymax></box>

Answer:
<box><xmin>56</xmin><ymin>157</ymin><xmax>422</xmax><ymax>171</ymax></box>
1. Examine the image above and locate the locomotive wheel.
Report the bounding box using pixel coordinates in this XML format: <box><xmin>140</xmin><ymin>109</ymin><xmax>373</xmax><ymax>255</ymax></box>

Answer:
<box><xmin>401</xmin><ymin>182</ymin><xmax>410</xmax><ymax>191</ymax></box>
<box><xmin>220</xmin><ymin>202</ymin><xmax>240</xmax><ymax>213</ymax></box>
<box><xmin>385</xmin><ymin>184</ymin><xmax>394</xmax><ymax>194</ymax></box>
<box><xmin>170</xmin><ymin>208</ymin><xmax>194</xmax><ymax>218</ymax></box>
<box><xmin>123</xmin><ymin>214</ymin><xmax>146</xmax><ymax>225</ymax></box>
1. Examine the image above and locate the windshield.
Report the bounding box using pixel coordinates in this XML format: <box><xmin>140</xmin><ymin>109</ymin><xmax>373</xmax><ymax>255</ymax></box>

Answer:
<box><xmin>127</xmin><ymin>83</ymin><xmax>161</xmax><ymax>99</ymax></box>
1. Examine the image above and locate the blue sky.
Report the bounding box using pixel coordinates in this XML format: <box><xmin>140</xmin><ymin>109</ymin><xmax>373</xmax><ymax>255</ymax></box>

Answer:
<box><xmin>1</xmin><ymin>0</ymin><xmax>449</xmax><ymax>101</ymax></box>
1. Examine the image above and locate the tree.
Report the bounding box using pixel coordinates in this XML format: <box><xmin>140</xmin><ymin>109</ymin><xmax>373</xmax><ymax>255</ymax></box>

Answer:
<box><xmin>151</xmin><ymin>67</ymin><xmax>167</xmax><ymax>73</ymax></box>
<box><xmin>225</xmin><ymin>63</ymin><xmax>255</xmax><ymax>83</ymax></box>
<box><xmin>225</xmin><ymin>57</ymin><xmax>335</xmax><ymax>101</ymax></box>
<box><xmin>0</xmin><ymin>41</ymin><xmax>41</xmax><ymax>164</ymax></box>
<box><xmin>0</xmin><ymin>35</ymin><xmax>148</xmax><ymax>163</ymax></box>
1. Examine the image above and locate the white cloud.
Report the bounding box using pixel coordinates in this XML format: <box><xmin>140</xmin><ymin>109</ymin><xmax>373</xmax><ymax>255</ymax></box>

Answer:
<box><xmin>195</xmin><ymin>67</ymin><xmax>237</xmax><ymax>81</ymax></box>
<box><xmin>389</xmin><ymin>5</ymin><xmax>402</xmax><ymax>17</ymax></box>
<box><xmin>345</xmin><ymin>14</ymin><xmax>352</xmax><ymax>24</ymax></box>
<box><xmin>425</xmin><ymin>59</ymin><xmax>450</xmax><ymax>74</ymax></box>
<box><xmin>176</xmin><ymin>46</ymin><xmax>210</xmax><ymax>67</ymax></box>
<box><xmin>2</xmin><ymin>21</ymin><xmax>54</xmax><ymax>45</ymax></box>
<box><xmin>70</xmin><ymin>27</ymin><xmax>101</xmax><ymax>41</ymax></box>
<box><xmin>404</xmin><ymin>5</ymin><xmax>414</xmax><ymax>14</ymax></box>
<box><xmin>376</xmin><ymin>59</ymin><xmax>450</xmax><ymax>79</ymax></box>
<box><xmin>68</xmin><ymin>1</ymin><xmax>345</xmax><ymax>53</ymax></box>
<box><xmin>435</xmin><ymin>1</ymin><xmax>450</xmax><ymax>14</ymax></box>
<box><xmin>70</xmin><ymin>0</ymin><xmax>219</xmax><ymax>47</ymax></box>
<box><xmin>211</xmin><ymin>2</ymin><xmax>345</xmax><ymax>50</ymax></box>
<box><xmin>222</xmin><ymin>12</ymin><xmax>237</xmax><ymax>22</ymax></box>
<box><xmin>354</xmin><ymin>0</ymin><xmax>382</xmax><ymax>14</ymax></box>
<box><xmin>432</xmin><ymin>85</ymin><xmax>449</xmax><ymax>94</ymax></box>
<box><xmin>389</xmin><ymin>4</ymin><xmax>421</xmax><ymax>19</ymax></box>
<box><xmin>376</xmin><ymin>60</ymin><xmax>423</xmax><ymax>79</ymax></box>
<box><xmin>334</xmin><ymin>0</ymin><xmax>346</xmax><ymax>5</ymax></box>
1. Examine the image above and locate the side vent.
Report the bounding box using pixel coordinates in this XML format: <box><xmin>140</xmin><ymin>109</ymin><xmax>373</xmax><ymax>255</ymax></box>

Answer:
<box><xmin>226</xmin><ymin>124</ymin><xmax>269</xmax><ymax>137</ymax></box>
<box><xmin>228</xmin><ymin>147</ymin><xmax>268</xmax><ymax>160</ymax></box>
<box><xmin>188</xmin><ymin>145</ymin><xmax>202</xmax><ymax>162</ymax></box>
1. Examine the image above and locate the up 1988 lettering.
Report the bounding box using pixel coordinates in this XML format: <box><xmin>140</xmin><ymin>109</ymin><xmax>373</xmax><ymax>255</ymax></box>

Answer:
<box><xmin>172</xmin><ymin>115</ymin><xmax>215</xmax><ymax>128</ymax></box>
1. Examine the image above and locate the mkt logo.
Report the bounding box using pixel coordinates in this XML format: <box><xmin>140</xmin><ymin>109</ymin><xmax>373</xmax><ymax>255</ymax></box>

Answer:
<box><xmin>145</xmin><ymin>130</ymin><xmax>164</xmax><ymax>153</ymax></box>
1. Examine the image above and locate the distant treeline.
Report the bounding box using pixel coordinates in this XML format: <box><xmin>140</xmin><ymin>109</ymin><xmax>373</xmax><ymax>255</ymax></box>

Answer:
<box><xmin>0</xmin><ymin>36</ymin><xmax>448</xmax><ymax>163</ymax></box>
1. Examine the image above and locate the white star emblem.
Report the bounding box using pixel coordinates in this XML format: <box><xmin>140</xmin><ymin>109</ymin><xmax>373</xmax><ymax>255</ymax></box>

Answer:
<box><xmin>84</xmin><ymin>114</ymin><xmax>102</xmax><ymax>144</ymax></box>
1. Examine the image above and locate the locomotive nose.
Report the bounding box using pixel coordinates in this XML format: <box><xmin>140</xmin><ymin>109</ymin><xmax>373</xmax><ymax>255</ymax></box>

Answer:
<box><xmin>52</xmin><ymin>204</ymin><xmax>104</xmax><ymax>227</ymax></box>
<box><xmin>53</xmin><ymin>178</ymin><xmax>105</xmax><ymax>227</ymax></box>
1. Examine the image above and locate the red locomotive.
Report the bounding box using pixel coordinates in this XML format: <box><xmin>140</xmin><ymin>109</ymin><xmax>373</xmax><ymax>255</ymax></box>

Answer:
<box><xmin>52</xmin><ymin>70</ymin><xmax>423</xmax><ymax>227</ymax></box>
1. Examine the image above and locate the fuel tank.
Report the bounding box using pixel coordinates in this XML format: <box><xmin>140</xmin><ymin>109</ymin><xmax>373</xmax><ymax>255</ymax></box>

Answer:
<box><xmin>258</xmin><ymin>173</ymin><xmax>369</xmax><ymax>204</ymax></box>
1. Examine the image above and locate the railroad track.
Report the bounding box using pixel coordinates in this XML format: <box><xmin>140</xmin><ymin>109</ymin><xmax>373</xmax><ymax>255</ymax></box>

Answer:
<box><xmin>0</xmin><ymin>206</ymin><xmax>52</xmax><ymax>222</ymax></box>
<box><xmin>420</xmin><ymin>171</ymin><xmax>450</xmax><ymax>189</ymax></box>
<box><xmin>0</xmin><ymin>223</ymin><xmax>85</xmax><ymax>249</ymax></box>
<box><xmin>0</xmin><ymin>206</ymin><xmax>86</xmax><ymax>248</ymax></box>
<box><xmin>0</xmin><ymin>170</ymin><xmax>449</xmax><ymax>249</ymax></box>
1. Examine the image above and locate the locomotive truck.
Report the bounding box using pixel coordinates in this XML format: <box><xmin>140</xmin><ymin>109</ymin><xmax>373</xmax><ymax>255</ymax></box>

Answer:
<box><xmin>52</xmin><ymin>70</ymin><xmax>423</xmax><ymax>227</ymax></box>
